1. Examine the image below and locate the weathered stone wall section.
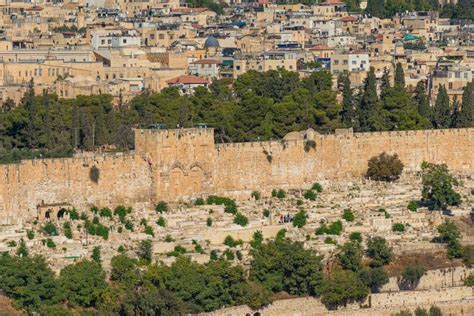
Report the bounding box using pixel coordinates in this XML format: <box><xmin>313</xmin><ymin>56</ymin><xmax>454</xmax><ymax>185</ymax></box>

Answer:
<box><xmin>0</xmin><ymin>127</ymin><xmax>473</xmax><ymax>223</ymax></box>
<box><xmin>214</xmin><ymin>128</ymin><xmax>474</xmax><ymax>196</ymax></box>
<box><xmin>0</xmin><ymin>154</ymin><xmax>152</xmax><ymax>224</ymax></box>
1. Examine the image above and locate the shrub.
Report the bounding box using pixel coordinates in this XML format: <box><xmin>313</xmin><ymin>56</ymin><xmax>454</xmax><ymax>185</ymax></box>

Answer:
<box><xmin>114</xmin><ymin>205</ymin><xmax>132</xmax><ymax>223</ymax></box>
<box><xmin>42</xmin><ymin>222</ymin><xmax>58</xmax><ymax>236</ymax></box>
<box><xmin>164</xmin><ymin>235</ymin><xmax>175</xmax><ymax>242</ymax></box>
<box><xmin>324</xmin><ymin>237</ymin><xmax>336</xmax><ymax>244</ymax></box>
<box><xmin>463</xmin><ymin>246</ymin><xmax>474</xmax><ymax>267</ymax></box>
<box><xmin>206</xmin><ymin>217</ymin><xmax>213</xmax><ymax>226</ymax></box>
<box><xmin>124</xmin><ymin>220</ymin><xmax>134</xmax><ymax>231</ymax></box>
<box><xmin>46</xmin><ymin>238</ymin><xmax>56</xmax><ymax>248</ymax></box>
<box><xmin>292</xmin><ymin>210</ymin><xmax>307</xmax><ymax>228</ymax></box>
<box><xmin>296</xmin><ymin>199</ymin><xmax>303</xmax><ymax>206</ymax></box>
<box><xmin>167</xmin><ymin>245</ymin><xmax>187</xmax><ymax>257</ymax></box>
<box><xmin>236</xmin><ymin>250</ymin><xmax>243</xmax><ymax>261</ymax></box>
<box><xmin>155</xmin><ymin>201</ymin><xmax>168</xmax><ymax>213</ymax></box>
<box><xmin>303</xmin><ymin>190</ymin><xmax>317</xmax><ymax>201</ymax></box>
<box><xmin>136</xmin><ymin>240</ymin><xmax>152</xmax><ymax>264</ymax></box>
<box><xmin>250</xmin><ymin>231</ymin><xmax>264</xmax><ymax>249</ymax></box>
<box><xmin>276</xmin><ymin>189</ymin><xmax>286</xmax><ymax>199</ymax></box>
<box><xmin>117</xmin><ymin>245</ymin><xmax>125</xmax><ymax>253</ymax></box>
<box><xmin>63</xmin><ymin>222</ymin><xmax>73</xmax><ymax>239</ymax></box>
<box><xmin>99</xmin><ymin>208</ymin><xmax>112</xmax><ymax>218</ymax></box>
<box><xmin>89</xmin><ymin>165</ymin><xmax>100</xmax><ymax>183</ymax></box>
<box><xmin>224</xmin><ymin>249</ymin><xmax>235</xmax><ymax>260</ymax></box>
<box><xmin>117</xmin><ymin>227</ymin><xmax>123</xmax><ymax>233</ymax></box>
<box><xmin>271</xmin><ymin>189</ymin><xmax>277</xmax><ymax>197</ymax></box>
<box><xmin>194</xmin><ymin>243</ymin><xmax>204</xmax><ymax>254</ymax></box>
<box><xmin>139</xmin><ymin>218</ymin><xmax>148</xmax><ymax>226</ymax></box>
<box><xmin>224</xmin><ymin>235</ymin><xmax>243</xmax><ymax>248</ymax></box>
<box><xmin>7</xmin><ymin>240</ymin><xmax>17</xmax><ymax>247</ymax></box>
<box><xmin>91</xmin><ymin>246</ymin><xmax>101</xmax><ymax>263</ymax></box>
<box><xmin>327</xmin><ymin>221</ymin><xmax>343</xmax><ymax>235</ymax></box>
<box><xmin>311</xmin><ymin>182</ymin><xmax>323</xmax><ymax>192</ymax></box>
<box><xmin>92</xmin><ymin>216</ymin><xmax>100</xmax><ymax>225</ymax></box>
<box><xmin>16</xmin><ymin>239</ymin><xmax>28</xmax><ymax>257</ymax></box>
<box><xmin>206</xmin><ymin>195</ymin><xmax>238</xmax><ymax>214</ymax></box>
<box><xmin>342</xmin><ymin>209</ymin><xmax>355</xmax><ymax>222</ymax></box>
<box><xmin>407</xmin><ymin>200</ymin><xmax>418</xmax><ymax>212</ymax></box>
<box><xmin>464</xmin><ymin>273</ymin><xmax>474</xmax><ymax>286</ymax></box>
<box><xmin>27</xmin><ymin>230</ymin><xmax>35</xmax><ymax>240</ymax></box>
<box><xmin>276</xmin><ymin>228</ymin><xmax>287</xmax><ymax>240</ymax></box>
<box><xmin>392</xmin><ymin>223</ymin><xmax>405</xmax><ymax>233</ymax></box>
<box><xmin>80</xmin><ymin>212</ymin><xmax>89</xmax><ymax>221</ymax></box>
<box><xmin>251</xmin><ymin>191</ymin><xmax>261</xmax><ymax>200</ymax></box>
<box><xmin>91</xmin><ymin>206</ymin><xmax>99</xmax><ymax>214</ymax></box>
<box><xmin>210</xmin><ymin>250</ymin><xmax>219</xmax><ymax>260</ymax></box>
<box><xmin>366</xmin><ymin>152</ymin><xmax>404</xmax><ymax>182</ymax></box>
<box><xmin>85</xmin><ymin>221</ymin><xmax>109</xmax><ymax>240</ymax></box>
<box><xmin>234</xmin><ymin>213</ymin><xmax>249</xmax><ymax>226</ymax></box>
<box><xmin>349</xmin><ymin>232</ymin><xmax>362</xmax><ymax>243</ymax></box>
<box><xmin>263</xmin><ymin>209</ymin><xmax>270</xmax><ymax>217</ymax></box>
<box><xmin>156</xmin><ymin>216</ymin><xmax>166</xmax><ymax>227</ymax></box>
<box><xmin>144</xmin><ymin>225</ymin><xmax>154</xmax><ymax>237</ymax></box>
<box><xmin>194</xmin><ymin>197</ymin><xmax>205</xmax><ymax>205</ymax></box>
<box><xmin>69</xmin><ymin>208</ymin><xmax>79</xmax><ymax>220</ymax></box>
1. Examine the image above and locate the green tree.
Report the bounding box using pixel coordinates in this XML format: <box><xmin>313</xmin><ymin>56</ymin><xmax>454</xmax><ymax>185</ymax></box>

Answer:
<box><xmin>414</xmin><ymin>81</ymin><xmax>432</xmax><ymax>123</ymax></box>
<box><xmin>380</xmin><ymin>68</ymin><xmax>391</xmax><ymax>99</ymax></box>
<box><xmin>358</xmin><ymin>267</ymin><xmax>389</xmax><ymax>293</ymax></box>
<box><xmin>136</xmin><ymin>240</ymin><xmax>153</xmax><ymax>264</ymax></box>
<box><xmin>399</xmin><ymin>264</ymin><xmax>426</xmax><ymax>290</ymax></box>
<box><xmin>91</xmin><ymin>246</ymin><xmax>101</xmax><ymax>264</ymax></box>
<box><xmin>110</xmin><ymin>254</ymin><xmax>140</xmax><ymax>284</ymax></box>
<box><xmin>366</xmin><ymin>0</ymin><xmax>385</xmax><ymax>17</ymax></box>
<box><xmin>432</xmin><ymin>85</ymin><xmax>451</xmax><ymax>129</ymax></box>
<box><xmin>292</xmin><ymin>210</ymin><xmax>307</xmax><ymax>228</ymax></box>
<box><xmin>320</xmin><ymin>269</ymin><xmax>369</xmax><ymax>309</ymax></box>
<box><xmin>16</xmin><ymin>239</ymin><xmax>28</xmax><ymax>257</ymax></box>
<box><xmin>120</xmin><ymin>286</ymin><xmax>186</xmax><ymax>315</ymax></box>
<box><xmin>339</xmin><ymin>73</ymin><xmax>354</xmax><ymax>127</ymax></box>
<box><xmin>250</xmin><ymin>239</ymin><xmax>323</xmax><ymax>296</ymax></box>
<box><xmin>429</xmin><ymin>305</ymin><xmax>443</xmax><ymax>316</ymax></box>
<box><xmin>458</xmin><ymin>81</ymin><xmax>473</xmax><ymax>127</ymax></box>
<box><xmin>59</xmin><ymin>260</ymin><xmax>106</xmax><ymax>307</ymax></box>
<box><xmin>337</xmin><ymin>241</ymin><xmax>363</xmax><ymax>272</ymax></box>
<box><xmin>366</xmin><ymin>152</ymin><xmax>404</xmax><ymax>182</ymax></box>
<box><xmin>357</xmin><ymin>68</ymin><xmax>386</xmax><ymax>131</ymax></box>
<box><xmin>366</xmin><ymin>237</ymin><xmax>393</xmax><ymax>267</ymax></box>
<box><xmin>394</xmin><ymin>62</ymin><xmax>405</xmax><ymax>88</ymax></box>
<box><xmin>421</xmin><ymin>162</ymin><xmax>461</xmax><ymax>210</ymax></box>
<box><xmin>0</xmin><ymin>254</ymin><xmax>62</xmax><ymax>311</ymax></box>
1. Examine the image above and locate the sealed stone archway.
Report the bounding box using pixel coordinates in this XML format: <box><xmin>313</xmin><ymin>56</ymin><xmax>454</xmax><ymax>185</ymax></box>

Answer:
<box><xmin>37</xmin><ymin>202</ymin><xmax>71</xmax><ymax>221</ymax></box>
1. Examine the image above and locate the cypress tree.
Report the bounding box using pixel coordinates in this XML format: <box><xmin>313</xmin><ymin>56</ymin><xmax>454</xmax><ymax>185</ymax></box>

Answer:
<box><xmin>458</xmin><ymin>81</ymin><xmax>473</xmax><ymax>127</ymax></box>
<box><xmin>414</xmin><ymin>81</ymin><xmax>432</xmax><ymax>123</ymax></box>
<box><xmin>394</xmin><ymin>62</ymin><xmax>405</xmax><ymax>88</ymax></box>
<box><xmin>450</xmin><ymin>98</ymin><xmax>461</xmax><ymax>128</ymax></box>
<box><xmin>339</xmin><ymin>73</ymin><xmax>354</xmax><ymax>127</ymax></box>
<box><xmin>357</xmin><ymin>68</ymin><xmax>384</xmax><ymax>131</ymax></box>
<box><xmin>42</xmin><ymin>90</ymin><xmax>52</xmax><ymax>149</ymax></box>
<box><xmin>23</xmin><ymin>79</ymin><xmax>38</xmax><ymax>148</ymax></box>
<box><xmin>432</xmin><ymin>85</ymin><xmax>451</xmax><ymax>129</ymax></box>
<box><xmin>380</xmin><ymin>68</ymin><xmax>391</xmax><ymax>99</ymax></box>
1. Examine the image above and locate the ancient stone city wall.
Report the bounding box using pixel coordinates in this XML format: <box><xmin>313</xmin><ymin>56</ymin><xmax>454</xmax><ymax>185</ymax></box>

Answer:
<box><xmin>0</xmin><ymin>127</ymin><xmax>473</xmax><ymax>223</ymax></box>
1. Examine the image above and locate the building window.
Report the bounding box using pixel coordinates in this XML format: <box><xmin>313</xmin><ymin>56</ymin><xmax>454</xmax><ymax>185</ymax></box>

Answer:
<box><xmin>343</xmin><ymin>60</ymin><xmax>348</xmax><ymax>65</ymax></box>
<box><xmin>334</xmin><ymin>60</ymin><xmax>339</xmax><ymax>65</ymax></box>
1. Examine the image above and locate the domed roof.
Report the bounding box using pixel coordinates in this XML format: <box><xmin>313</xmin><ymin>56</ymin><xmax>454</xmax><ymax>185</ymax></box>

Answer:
<box><xmin>204</xmin><ymin>36</ymin><xmax>219</xmax><ymax>48</ymax></box>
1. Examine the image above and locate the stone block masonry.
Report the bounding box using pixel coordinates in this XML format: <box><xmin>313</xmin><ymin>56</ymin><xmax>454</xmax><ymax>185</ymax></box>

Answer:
<box><xmin>0</xmin><ymin>127</ymin><xmax>473</xmax><ymax>223</ymax></box>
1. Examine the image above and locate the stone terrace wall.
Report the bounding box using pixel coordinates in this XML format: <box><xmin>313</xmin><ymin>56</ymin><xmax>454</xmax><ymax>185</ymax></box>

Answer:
<box><xmin>0</xmin><ymin>153</ymin><xmax>152</xmax><ymax>224</ymax></box>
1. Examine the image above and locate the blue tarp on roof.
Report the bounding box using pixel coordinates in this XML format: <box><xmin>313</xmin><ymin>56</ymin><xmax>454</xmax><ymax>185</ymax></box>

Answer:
<box><xmin>404</xmin><ymin>34</ymin><xmax>419</xmax><ymax>41</ymax></box>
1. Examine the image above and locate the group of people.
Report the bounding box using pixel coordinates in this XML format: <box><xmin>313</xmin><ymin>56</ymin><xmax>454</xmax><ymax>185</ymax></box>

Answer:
<box><xmin>279</xmin><ymin>213</ymin><xmax>293</xmax><ymax>224</ymax></box>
